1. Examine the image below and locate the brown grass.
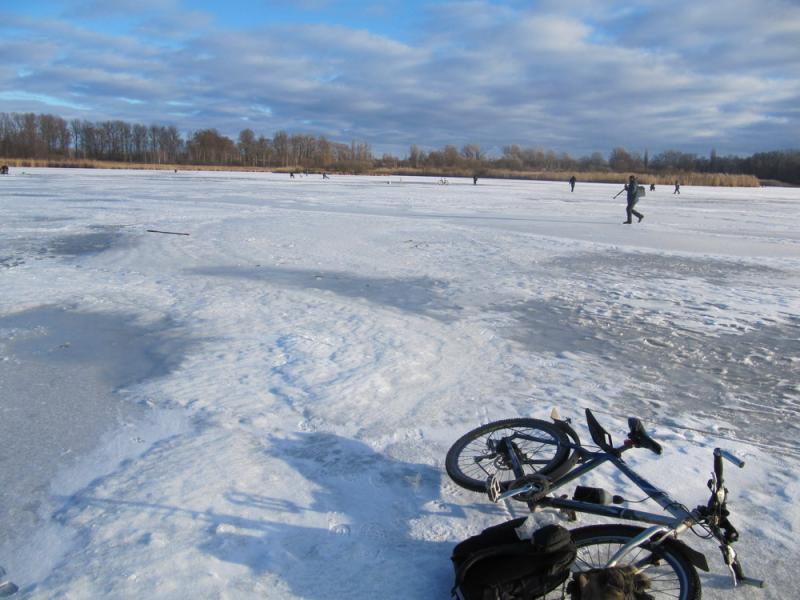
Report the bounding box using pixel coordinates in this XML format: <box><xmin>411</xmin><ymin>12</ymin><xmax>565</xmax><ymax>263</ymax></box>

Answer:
<box><xmin>0</xmin><ymin>157</ymin><xmax>761</xmax><ymax>187</ymax></box>
<box><xmin>0</xmin><ymin>157</ymin><xmax>271</xmax><ymax>173</ymax></box>
<box><xmin>374</xmin><ymin>167</ymin><xmax>760</xmax><ymax>187</ymax></box>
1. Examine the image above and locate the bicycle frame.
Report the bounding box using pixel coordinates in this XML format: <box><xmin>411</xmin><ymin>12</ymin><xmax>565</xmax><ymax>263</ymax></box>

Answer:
<box><xmin>535</xmin><ymin>446</ymin><xmax>694</xmax><ymax>528</ymax></box>
<box><xmin>493</xmin><ymin>434</ymin><xmax>691</xmax><ymax>525</ymax></box>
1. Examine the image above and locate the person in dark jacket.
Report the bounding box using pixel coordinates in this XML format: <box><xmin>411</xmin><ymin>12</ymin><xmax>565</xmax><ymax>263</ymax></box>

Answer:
<box><xmin>623</xmin><ymin>175</ymin><xmax>644</xmax><ymax>224</ymax></box>
<box><xmin>569</xmin><ymin>175</ymin><xmax>576</xmax><ymax>191</ymax></box>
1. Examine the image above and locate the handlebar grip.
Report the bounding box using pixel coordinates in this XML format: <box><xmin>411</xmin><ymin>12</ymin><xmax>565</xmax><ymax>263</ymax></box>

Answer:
<box><xmin>714</xmin><ymin>448</ymin><xmax>745</xmax><ymax>468</ymax></box>
<box><xmin>644</xmin><ymin>437</ymin><xmax>662</xmax><ymax>455</ymax></box>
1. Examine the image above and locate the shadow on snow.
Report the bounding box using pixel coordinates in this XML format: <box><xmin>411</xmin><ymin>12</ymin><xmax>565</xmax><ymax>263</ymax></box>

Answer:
<box><xmin>58</xmin><ymin>433</ymin><xmax>463</xmax><ymax>598</ymax></box>
<box><xmin>189</xmin><ymin>265</ymin><xmax>461</xmax><ymax>321</ymax></box>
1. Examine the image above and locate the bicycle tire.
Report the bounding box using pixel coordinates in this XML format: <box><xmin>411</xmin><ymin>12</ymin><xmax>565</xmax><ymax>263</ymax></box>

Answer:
<box><xmin>445</xmin><ymin>418</ymin><xmax>574</xmax><ymax>493</ymax></box>
<box><xmin>543</xmin><ymin>524</ymin><xmax>701</xmax><ymax>600</ymax></box>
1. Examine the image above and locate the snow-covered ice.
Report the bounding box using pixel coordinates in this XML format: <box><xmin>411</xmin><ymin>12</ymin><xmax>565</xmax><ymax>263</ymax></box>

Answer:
<box><xmin>0</xmin><ymin>168</ymin><xmax>798</xmax><ymax>598</ymax></box>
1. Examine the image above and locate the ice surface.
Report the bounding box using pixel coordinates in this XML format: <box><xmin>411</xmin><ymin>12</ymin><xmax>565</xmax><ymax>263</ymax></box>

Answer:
<box><xmin>0</xmin><ymin>168</ymin><xmax>797</xmax><ymax>598</ymax></box>
<box><xmin>492</xmin><ymin>253</ymin><xmax>800</xmax><ymax>453</ymax></box>
<box><xmin>0</xmin><ymin>306</ymin><xmax>190</xmax><ymax>549</ymax></box>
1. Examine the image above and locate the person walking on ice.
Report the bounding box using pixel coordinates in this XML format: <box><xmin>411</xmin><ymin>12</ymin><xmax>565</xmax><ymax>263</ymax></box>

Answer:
<box><xmin>569</xmin><ymin>175</ymin><xmax>576</xmax><ymax>192</ymax></box>
<box><xmin>674</xmin><ymin>180</ymin><xmax>681</xmax><ymax>194</ymax></box>
<box><xmin>622</xmin><ymin>175</ymin><xmax>644</xmax><ymax>224</ymax></box>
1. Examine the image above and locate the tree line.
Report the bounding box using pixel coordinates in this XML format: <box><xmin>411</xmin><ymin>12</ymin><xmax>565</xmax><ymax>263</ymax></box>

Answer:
<box><xmin>1</xmin><ymin>111</ymin><xmax>798</xmax><ymax>184</ymax></box>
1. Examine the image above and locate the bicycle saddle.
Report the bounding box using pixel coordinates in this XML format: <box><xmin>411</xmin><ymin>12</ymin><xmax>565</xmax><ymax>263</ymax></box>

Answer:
<box><xmin>627</xmin><ymin>418</ymin><xmax>663</xmax><ymax>455</ymax></box>
<box><xmin>585</xmin><ymin>409</ymin><xmax>619</xmax><ymax>456</ymax></box>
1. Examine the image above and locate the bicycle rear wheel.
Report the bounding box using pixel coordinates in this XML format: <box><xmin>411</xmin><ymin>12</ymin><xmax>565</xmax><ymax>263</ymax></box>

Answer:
<box><xmin>445</xmin><ymin>418</ymin><xmax>574</xmax><ymax>493</ymax></box>
<box><xmin>543</xmin><ymin>524</ymin><xmax>701</xmax><ymax>600</ymax></box>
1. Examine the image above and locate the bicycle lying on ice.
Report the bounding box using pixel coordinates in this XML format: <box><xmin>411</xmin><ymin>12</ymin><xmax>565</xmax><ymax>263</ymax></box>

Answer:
<box><xmin>445</xmin><ymin>408</ymin><xmax>765</xmax><ymax>599</ymax></box>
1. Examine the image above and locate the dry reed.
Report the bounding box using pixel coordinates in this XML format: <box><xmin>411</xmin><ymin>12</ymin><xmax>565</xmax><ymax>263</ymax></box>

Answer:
<box><xmin>0</xmin><ymin>157</ymin><xmax>761</xmax><ymax>187</ymax></box>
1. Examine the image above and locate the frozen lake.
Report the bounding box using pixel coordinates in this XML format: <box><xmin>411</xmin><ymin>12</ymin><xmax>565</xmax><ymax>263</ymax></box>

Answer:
<box><xmin>0</xmin><ymin>168</ymin><xmax>798</xmax><ymax>598</ymax></box>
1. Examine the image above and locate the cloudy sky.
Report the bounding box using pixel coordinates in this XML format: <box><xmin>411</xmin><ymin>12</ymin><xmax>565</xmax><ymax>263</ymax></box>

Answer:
<box><xmin>2</xmin><ymin>0</ymin><xmax>799</xmax><ymax>157</ymax></box>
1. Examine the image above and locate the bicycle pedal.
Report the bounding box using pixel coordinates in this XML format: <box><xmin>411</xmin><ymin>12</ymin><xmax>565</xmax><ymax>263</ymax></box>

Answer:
<box><xmin>487</xmin><ymin>475</ymin><xmax>503</xmax><ymax>503</ymax></box>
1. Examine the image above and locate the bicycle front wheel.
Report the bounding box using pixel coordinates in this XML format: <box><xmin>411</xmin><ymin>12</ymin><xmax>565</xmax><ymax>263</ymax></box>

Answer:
<box><xmin>445</xmin><ymin>418</ymin><xmax>574</xmax><ymax>493</ymax></box>
<box><xmin>550</xmin><ymin>524</ymin><xmax>701</xmax><ymax>600</ymax></box>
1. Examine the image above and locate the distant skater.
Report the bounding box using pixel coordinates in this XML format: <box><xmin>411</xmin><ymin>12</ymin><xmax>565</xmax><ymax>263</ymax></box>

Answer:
<box><xmin>673</xmin><ymin>181</ymin><xmax>680</xmax><ymax>194</ymax></box>
<box><xmin>0</xmin><ymin>165</ymin><xmax>8</xmax><ymax>175</ymax></box>
<box><xmin>289</xmin><ymin>172</ymin><xmax>295</xmax><ymax>179</ymax></box>
<box><xmin>649</xmin><ymin>183</ymin><xmax>655</xmax><ymax>191</ymax></box>
<box><xmin>569</xmin><ymin>175</ymin><xmax>576</xmax><ymax>192</ymax></box>
<box><xmin>623</xmin><ymin>175</ymin><xmax>644</xmax><ymax>224</ymax></box>
<box><xmin>322</xmin><ymin>172</ymin><xmax>329</xmax><ymax>179</ymax></box>
<box><xmin>473</xmin><ymin>175</ymin><xmax>478</xmax><ymax>185</ymax></box>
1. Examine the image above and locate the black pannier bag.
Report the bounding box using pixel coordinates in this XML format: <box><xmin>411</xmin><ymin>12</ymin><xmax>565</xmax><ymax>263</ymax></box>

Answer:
<box><xmin>451</xmin><ymin>519</ymin><xmax>576</xmax><ymax>600</ymax></box>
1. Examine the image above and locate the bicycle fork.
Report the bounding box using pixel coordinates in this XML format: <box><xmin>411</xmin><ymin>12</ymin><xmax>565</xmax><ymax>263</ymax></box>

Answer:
<box><xmin>721</xmin><ymin>543</ymin><xmax>764</xmax><ymax>588</ymax></box>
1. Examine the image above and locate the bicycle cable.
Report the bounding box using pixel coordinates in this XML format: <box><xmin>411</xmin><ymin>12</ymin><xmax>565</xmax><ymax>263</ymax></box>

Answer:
<box><xmin>616</xmin><ymin>495</ymin><xmax>651</xmax><ymax>504</ymax></box>
<box><xmin>691</xmin><ymin>524</ymin><xmax>714</xmax><ymax>540</ymax></box>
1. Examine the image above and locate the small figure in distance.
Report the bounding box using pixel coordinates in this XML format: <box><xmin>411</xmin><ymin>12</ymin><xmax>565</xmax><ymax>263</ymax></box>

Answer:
<box><xmin>289</xmin><ymin>172</ymin><xmax>295</xmax><ymax>179</ymax></box>
<box><xmin>649</xmin><ymin>182</ymin><xmax>655</xmax><ymax>192</ymax></box>
<box><xmin>569</xmin><ymin>175</ymin><xmax>576</xmax><ymax>192</ymax></box>
<box><xmin>673</xmin><ymin>180</ymin><xmax>681</xmax><ymax>194</ymax></box>
<box><xmin>322</xmin><ymin>172</ymin><xmax>329</xmax><ymax>179</ymax></box>
<box><xmin>622</xmin><ymin>175</ymin><xmax>644</xmax><ymax>224</ymax></box>
<box><xmin>0</xmin><ymin>165</ymin><xmax>9</xmax><ymax>175</ymax></box>
<box><xmin>473</xmin><ymin>175</ymin><xmax>478</xmax><ymax>185</ymax></box>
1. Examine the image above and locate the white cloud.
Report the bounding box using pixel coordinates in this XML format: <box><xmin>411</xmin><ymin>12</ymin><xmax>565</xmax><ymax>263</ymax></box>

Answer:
<box><xmin>0</xmin><ymin>90</ymin><xmax>89</xmax><ymax>110</ymax></box>
<box><xmin>0</xmin><ymin>0</ymin><xmax>798</xmax><ymax>155</ymax></box>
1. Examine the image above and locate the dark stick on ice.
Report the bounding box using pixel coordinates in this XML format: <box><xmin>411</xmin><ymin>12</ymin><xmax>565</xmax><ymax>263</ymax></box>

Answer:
<box><xmin>146</xmin><ymin>229</ymin><xmax>190</xmax><ymax>236</ymax></box>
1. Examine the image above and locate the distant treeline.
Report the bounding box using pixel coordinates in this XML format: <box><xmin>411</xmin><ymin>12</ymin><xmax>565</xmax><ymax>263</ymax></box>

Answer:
<box><xmin>1</xmin><ymin>111</ymin><xmax>798</xmax><ymax>184</ymax></box>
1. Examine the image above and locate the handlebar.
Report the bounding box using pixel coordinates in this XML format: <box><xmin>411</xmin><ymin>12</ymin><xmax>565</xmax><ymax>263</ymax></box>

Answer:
<box><xmin>702</xmin><ymin>448</ymin><xmax>745</xmax><ymax>546</ymax></box>
<box><xmin>711</xmin><ymin>448</ymin><xmax>744</xmax><ymax>495</ymax></box>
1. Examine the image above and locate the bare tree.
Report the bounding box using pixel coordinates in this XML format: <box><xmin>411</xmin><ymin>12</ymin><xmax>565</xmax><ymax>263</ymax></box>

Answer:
<box><xmin>461</xmin><ymin>144</ymin><xmax>483</xmax><ymax>161</ymax></box>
